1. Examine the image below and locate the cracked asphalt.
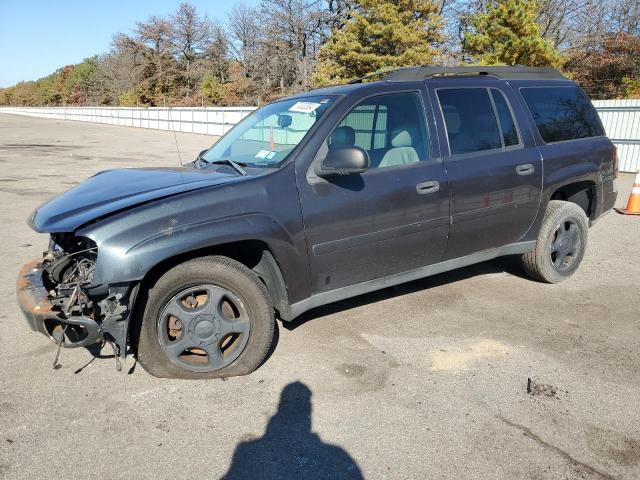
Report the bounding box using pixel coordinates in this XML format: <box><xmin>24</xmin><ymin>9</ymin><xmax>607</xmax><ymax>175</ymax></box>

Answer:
<box><xmin>0</xmin><ymin>114</ymin><xmax>639</xmax><ymax>479</ymax></box>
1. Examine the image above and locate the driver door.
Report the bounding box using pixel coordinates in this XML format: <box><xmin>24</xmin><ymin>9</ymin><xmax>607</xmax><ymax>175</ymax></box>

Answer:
<box><xmin>296</xmin><ymin>90</ymin><xmax>450</xmax><ymax>294</ymax></box>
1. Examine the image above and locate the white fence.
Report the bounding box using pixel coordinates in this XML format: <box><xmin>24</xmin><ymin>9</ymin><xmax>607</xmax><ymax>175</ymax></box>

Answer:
<box><xmin>1</xmin><ymin>100</ymin><xmax>639</xmax><ymax>172</ymax></box>
<box><xmin>593</xmin><ymin>100</ymin><xmax>640</xmax><ymax>173</ymax></box>
<box><xmin>0</xmin><ymin>106</ymin><xmax>256</xmax><ymax>137</ymax></box>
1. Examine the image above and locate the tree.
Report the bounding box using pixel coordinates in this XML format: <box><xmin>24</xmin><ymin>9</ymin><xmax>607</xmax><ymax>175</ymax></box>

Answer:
<box><xmin>4</xmin><ymin>0</ymin><xmax>637</xmax><ymax>105</ymax></box>
<box><xmin>199</xmin><ymin>73</ymin><xmax>228</xmax><ymax>104</ymax></box>
<box><xmin>64</xmin><ymin>56</ymin><xmax>99</xmax><ymax>105</ymax></box>
<box><xmin>565</xmin><ymin>32</ymin><xmax>640</xmax><ymax>98</ymax></box>
<box><xmin>463</xmin><ymin>0</ymin><xmax>563</xmax><ymax>67</ymax></box>
<box><xmin>322</xmin><ymin>0</ymin><xmax>356</xmax><ymax>35</ymax></box>
<box><xmin>205</xmin><ymin>23</ymin><xmax>229</xmax><ymax>83</ymax></box>
<box><xmin>536</xmin><ymin>0</ymin><xmax>609</xmax><ymax>50</ymax></box>
<box><xmin>227</xmin><ymin>2</ymin><xmax>262</xmax><ymax>80</ymax></box>
<box><xmin>314</xmin><ymin>0</ymin><xmax>444</xmax><ymax>84</ymax></box>
<box><xmin>259</xmin><ymin>0</ymin><xmax>326</xmax><ymax>90</ymax></box>
<box><xmin>119</xmin><ymin>15</ymin><xmax>179</xmax><ymax>105</ymax></box>
<box><xmin>170</xmin><ymin>2</ymin><xmax>212</xmax><ymax>93</ymax></box>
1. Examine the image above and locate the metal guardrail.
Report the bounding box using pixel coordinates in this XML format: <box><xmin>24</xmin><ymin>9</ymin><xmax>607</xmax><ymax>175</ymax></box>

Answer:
<box><xmin>2</xmin><ymin>101</ymin><xmax>639</xmax><ymax>172</ymax></box>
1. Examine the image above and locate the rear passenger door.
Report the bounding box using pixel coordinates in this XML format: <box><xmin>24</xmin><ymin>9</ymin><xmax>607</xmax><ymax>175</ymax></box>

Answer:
<box><xmin>430</xmin><ymin>82</ymin><xmax>542</xmax><ymax>259</ymax></box>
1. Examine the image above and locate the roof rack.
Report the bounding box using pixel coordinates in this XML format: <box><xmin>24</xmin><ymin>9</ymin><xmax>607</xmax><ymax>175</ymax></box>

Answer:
<box><xmin>381</xmin><ymin>65</ymin><xmax>567</xmax><ymax>81</ymax></box>
<box><xmin>347</xmin><ymin>69</ymin><xmax>394</xmax><ymax>84</ymax></box>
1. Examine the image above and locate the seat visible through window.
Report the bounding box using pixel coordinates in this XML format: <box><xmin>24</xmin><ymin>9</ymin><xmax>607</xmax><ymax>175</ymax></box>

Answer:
<box><xmin>378</xmin><ymin>130</ymin><xmax>420</xmax><ymax>168</ymax></box>
<box><xmin>328</xmin><ymin>92</ymin><xmax>429</xmax><ymax>170</ymax></box>
<box><xmin>329</xmin><ymin>126</ymin><xmax>355</xmax><ymax>148</ymax></box>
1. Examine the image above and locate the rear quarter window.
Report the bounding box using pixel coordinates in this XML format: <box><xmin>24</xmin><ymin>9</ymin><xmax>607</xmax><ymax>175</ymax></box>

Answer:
<box><xmin>520</xmin><ymin>86</ymin><xmax>605</xmax><ymax>143</ymax></box>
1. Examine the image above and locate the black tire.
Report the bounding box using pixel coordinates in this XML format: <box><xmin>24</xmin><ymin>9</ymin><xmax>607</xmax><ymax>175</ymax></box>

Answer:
<box><xmin>136</xmin><ymin>256</ymin><xmax>274</xmax><ymax>379</ymax></box>
<box><xmin>522</xmin><ymin>200</ymin><xmax>589</xmax><ymax>283</ymax></box>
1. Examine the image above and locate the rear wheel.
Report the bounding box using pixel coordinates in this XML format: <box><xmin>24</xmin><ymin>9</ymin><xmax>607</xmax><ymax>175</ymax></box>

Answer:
<box><xmin>522</xmin><ymin>200</ymin><xmax>589</xmax><ymax>283</ymax></box>
<box><xmin>136</xmin><ymin>256</ymin><xmax>274</xmax><ymax>379</ymax></box>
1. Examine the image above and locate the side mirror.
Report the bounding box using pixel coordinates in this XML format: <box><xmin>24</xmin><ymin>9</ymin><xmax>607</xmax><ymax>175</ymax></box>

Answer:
<box><xmin>315</xmin><ymin>146</ymin><xmax>370</xmax><ymax>178</ymax></box>
<box><xmin>198</xmin><ymin>149</ymin><xmax>209</xmax><ymax>158</ymax></box>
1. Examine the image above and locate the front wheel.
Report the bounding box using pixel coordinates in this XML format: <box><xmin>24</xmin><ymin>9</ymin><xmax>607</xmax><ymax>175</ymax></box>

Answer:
<box><xmin>521</xmin><ymin>200</ymin><xmax>589</xmax><ymax>284</ymax></box>
<box><xmin>136</xmin><ymin>256</ymin><xmax>275</xmax><ymax>379</ymax></box>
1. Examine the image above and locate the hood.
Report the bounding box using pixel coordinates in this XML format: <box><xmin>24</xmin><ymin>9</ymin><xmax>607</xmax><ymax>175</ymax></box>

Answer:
<box><xmin>30</xmin><ymin>166</ymin><xmax>243</xmax><ymax>232</ymax></box>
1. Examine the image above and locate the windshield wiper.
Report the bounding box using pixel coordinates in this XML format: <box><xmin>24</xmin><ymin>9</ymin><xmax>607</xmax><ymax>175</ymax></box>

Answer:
<box><xmin>200</xmin><ymin>154</ymin><xmax>248</xmax><ymax>176</ymax></box>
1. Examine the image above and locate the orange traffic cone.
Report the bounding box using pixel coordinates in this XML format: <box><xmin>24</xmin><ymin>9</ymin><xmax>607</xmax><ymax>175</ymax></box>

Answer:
<box><xmin>616</xmin><ymin>171</ymin><xmax>640</xmax><ymax>215</ymax></box>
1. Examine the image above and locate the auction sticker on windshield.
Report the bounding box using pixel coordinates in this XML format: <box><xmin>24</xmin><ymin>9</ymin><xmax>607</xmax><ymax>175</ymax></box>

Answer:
<box><xmin>255</xmin><ymin>150</ymin><xmax>272</xmax><ymax>159</ymax></box>
<box><xmin>289</xmin><ymin>102</ymin><xmax>321</xmax><ymax>114</ymax></box>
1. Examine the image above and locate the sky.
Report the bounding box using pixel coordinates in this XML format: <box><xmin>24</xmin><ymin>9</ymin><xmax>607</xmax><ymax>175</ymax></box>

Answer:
<box><xmin>0</xmin><ymin>0</ymin><xmax>260</xmax><ymax>87</ymax></box>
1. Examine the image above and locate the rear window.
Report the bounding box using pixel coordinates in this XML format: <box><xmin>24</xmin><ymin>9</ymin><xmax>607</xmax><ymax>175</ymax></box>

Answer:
<box><xmin>520</xmin><ymin>86</ymin><xmax>605</xmax><ymax>143</ymax></box>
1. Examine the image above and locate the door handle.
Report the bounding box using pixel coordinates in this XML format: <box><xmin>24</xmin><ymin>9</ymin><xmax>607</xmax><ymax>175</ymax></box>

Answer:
<box><xmin>416</xmin><ymin>181</ymin><xmax>440</xmax><ymax>194</ymax></box>
<box><xmin>516</xmin><ymin>164</ymin><xmax>535</xmax><ymax>176</ymax></box>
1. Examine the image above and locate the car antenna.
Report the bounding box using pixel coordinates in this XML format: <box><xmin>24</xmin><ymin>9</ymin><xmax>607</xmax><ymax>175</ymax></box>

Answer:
<box><xmin>168</xmin><ymin>105</ymin><xmax>183</xmax><ymax>166</ymax></box>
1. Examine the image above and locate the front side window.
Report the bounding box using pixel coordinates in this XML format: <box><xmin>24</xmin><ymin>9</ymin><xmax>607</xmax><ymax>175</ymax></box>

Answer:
<box><xmin>520</xmin><ymin>86</ymin><xmax>605</xmax><ymax>143</ymax></box>
<box><xmin>327</xmin><ymin>92</ymin><xmax>429</xmax><ymax>169</ymax></box>
<box><xmin>203</xmin><ymin>95</ymin><xmax>336</xmax><ymax>167</ymax></box>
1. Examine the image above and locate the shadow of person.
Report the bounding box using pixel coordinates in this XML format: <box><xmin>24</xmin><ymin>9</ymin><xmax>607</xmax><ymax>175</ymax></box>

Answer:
<box><xmin>222</xmin><ymin>381</ymin><xmax>363</xmax><ymax>480</ymax></box>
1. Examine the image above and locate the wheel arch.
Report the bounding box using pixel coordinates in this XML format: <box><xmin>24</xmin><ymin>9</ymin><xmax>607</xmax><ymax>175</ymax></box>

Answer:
<box><xmin>136</xmin><ymin>239</ymin><xmax>291</xmax><ymax>319</ymax></box>
<box><xmin>549</xmin><ymin>180</ymin><xmax>598</xmax><ymax>219</ymax></box>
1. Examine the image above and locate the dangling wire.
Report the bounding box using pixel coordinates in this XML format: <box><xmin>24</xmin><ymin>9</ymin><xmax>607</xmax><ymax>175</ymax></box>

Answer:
<box><xmin>168</xmin><ymin>106</ymin><xmax>183</xmax><ymax>166</ymax></box>
<box><xmin>105</xmin><ymin>339</ymin><xmax>122</xmax><ymax>372</ymax></box>
<box><xmin>53</xmin><ymin>324</ymin><xmax>68</xmax><ymax>369</ymax></box>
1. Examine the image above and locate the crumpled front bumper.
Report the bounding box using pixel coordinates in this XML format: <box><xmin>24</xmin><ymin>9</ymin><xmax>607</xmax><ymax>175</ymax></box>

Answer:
<box><xmin>16</xmin><ymin>259</ymin><xmax>58</xmax><ymax>339</ymax></box>
<box><xmin>16</xmin><ymin>258</ymin><xmax>103</xmax><ymax>348</ymax></box>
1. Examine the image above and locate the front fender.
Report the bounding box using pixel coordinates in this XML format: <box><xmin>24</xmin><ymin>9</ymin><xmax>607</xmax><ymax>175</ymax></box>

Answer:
<box><xmin>76</xmin><ymin>169</ymin><xmax>309</xmax><ymax>302</ymax></box>
<box><xmin>88</xmin><ymin>212</ymin><xmax>299</xmax><ymax>284</ymax></box>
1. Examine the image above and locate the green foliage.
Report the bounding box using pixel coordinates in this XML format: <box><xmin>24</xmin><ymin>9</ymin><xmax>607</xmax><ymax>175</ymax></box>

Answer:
<box><xmin>64</xmin><ymin>56</ymin><xmax>99</xmax><ymax>104</ymax></box>
<box><xmin>624</xmin><ymin>78</ymin><xmax>640</xmax><ymax>98</ymax></box>
<box><xmin>314</xmin><ymin>0</ymin><xmax>444</xmax><ymax>85</ymax></box>
<box><xmin>119</xmin><ymin>90</ymin><xmax>138</xmax><ymax>106</ymax></box>
<box><xmin>199</xmin><ymin>74</ymin><xmax>228</xmax><ymax>104</ymax></box>
<box><xmin>463</xmin><ymin>0</ymin><xmax>563</xmax><ymax>68</ymax></box>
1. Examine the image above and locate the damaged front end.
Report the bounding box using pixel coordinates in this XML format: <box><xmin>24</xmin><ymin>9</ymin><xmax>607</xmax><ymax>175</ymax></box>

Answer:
<box><xmin>17</xmin><ymin>234</ymin><xmax>134</xmax><ymax>367</ymax></box>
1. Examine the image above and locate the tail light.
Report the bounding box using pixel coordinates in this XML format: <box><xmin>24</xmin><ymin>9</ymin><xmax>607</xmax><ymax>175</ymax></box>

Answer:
<box><xmin>612</xmin><ymin>145</ymin><xmax>619</xmax><ymax>178</ymax></box>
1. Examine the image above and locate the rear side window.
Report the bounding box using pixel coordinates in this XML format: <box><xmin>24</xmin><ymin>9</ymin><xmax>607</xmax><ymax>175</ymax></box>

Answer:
<box><xmin>491</xmin><ymin>90</ymin><xmax>519</xmax><ymax>147</ymax></box>
<box><xmin>520</xmin><ymin>86</ymin><xmax>605</xmax><ymax>143</ymax></box>
<box><xmin>437</xmin><ymin>88</ymin><xmax>503</xmax><ymax>155</ymax></box>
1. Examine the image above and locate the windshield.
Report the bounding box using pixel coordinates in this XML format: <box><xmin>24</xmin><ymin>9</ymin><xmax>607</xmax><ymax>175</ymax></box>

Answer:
<box><xmin>202</xmin><ymin>95</ymin><xmax>336</xmax><ymax>167</ymax></box>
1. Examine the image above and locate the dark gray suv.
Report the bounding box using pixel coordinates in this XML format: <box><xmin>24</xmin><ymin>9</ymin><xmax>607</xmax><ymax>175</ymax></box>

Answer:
<box><xmin>17</xmin><ymin>66</ymin><xmax>618</xmax><ymax>378</ymax></box>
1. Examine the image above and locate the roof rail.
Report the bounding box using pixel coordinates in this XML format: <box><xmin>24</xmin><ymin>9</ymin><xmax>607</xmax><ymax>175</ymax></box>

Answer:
<box><xmin>347</xmin><ymin>69</ymin><xmax>394</xmax><ymax>84</ymax></box>
<box><xmin>381</xmin><ymin>65</ymin><xmax>567</xmax><ymax>81</ymax></box>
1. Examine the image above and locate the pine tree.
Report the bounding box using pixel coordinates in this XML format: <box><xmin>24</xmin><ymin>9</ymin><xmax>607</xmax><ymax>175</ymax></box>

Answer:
<box><xmin>463</xmin><ymin>0</ymin><xmax>563</xmax><ymax>67</ymax></box>
<box><xmin>313</xmin><ymin>0</ymin><xmax>444</xmax><ymax>85</ymax></box>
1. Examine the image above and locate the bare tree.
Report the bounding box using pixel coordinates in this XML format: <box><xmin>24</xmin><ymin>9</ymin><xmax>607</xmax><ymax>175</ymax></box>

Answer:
<box><xmin>227</xmin><ymin>2</ymin><xmax>262</xmax><ymax>78</ymax></box>
<box><xmin>170</xmin><ymin>2</ymin><xmax>212</xmax><ymax>92</ymax></box>
<box><xmin>205</xmin><ymin>22</ymin><xmax>229</xmax><ymax>82</ymax></box>
<box><xmin>610</xmin><ymin>0</ymin><xmax>640</xmax><ymax>35</ymax></box>
<box><xmin>129</xmin><ymin>15</ymin><xmax>178</xmax><ymax>103</ymax></box>
<box><xmin>536</xmin><ymin>0</ymin><xmax>611</xmax><ymax>50</ymax></box>
<box><xmin>259</xmin><ymin>0</ymin><xmax>326</xmax><ymax>90</ymax></box>
<box><xmin>322</xmin><ymin>0</ymin><xmax>356</xmax><ymax>36</ymax></box>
